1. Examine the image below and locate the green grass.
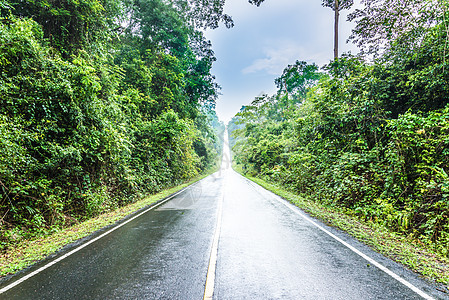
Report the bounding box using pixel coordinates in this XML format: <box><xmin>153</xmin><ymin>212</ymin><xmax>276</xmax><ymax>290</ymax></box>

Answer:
<box><xmin>244</xmin><ymin>174</ymin><xmax>449</xmax><ymax>290</ymax></box>
<box><xmin>0</xmin><ymin>170</ymin><xmax>216</xmax><ymax>278</ymax></box>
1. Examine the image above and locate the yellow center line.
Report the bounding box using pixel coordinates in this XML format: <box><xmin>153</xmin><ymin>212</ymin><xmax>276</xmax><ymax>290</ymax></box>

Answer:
<box><xmin>203</xmin><ymin>179</ymin><xmax>225</xmax><ymax>300</ymax></box>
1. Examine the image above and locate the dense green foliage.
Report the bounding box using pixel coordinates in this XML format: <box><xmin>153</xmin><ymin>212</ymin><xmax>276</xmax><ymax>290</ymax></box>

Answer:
<box><xmin>0</xmin><ymin>0</ymin><xmax>226</xmax><ymax>250</ymax></box>
<box><xmin>230</xmin><ymin>1</ymin><xmax>449</xmax><ymax>256</ymax></box>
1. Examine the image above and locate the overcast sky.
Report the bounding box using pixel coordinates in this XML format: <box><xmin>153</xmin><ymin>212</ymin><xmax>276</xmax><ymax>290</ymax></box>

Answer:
<box><xmin>204</xmin><ymin>0</ymin><xmax>360</xmax><ymax>123</ymax></box>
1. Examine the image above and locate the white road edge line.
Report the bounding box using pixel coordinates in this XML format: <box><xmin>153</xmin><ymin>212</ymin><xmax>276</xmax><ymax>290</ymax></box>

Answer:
<box><xmin>0</xmin><ymin>185</ymin><xmax>194</xmax><ymax>295</ymax></box>
<box><xmin>203</xmin><ymin>185</ymin><xmax>224</xmax><ymax>299</ymax></box>
<box><xmin>251</xmin><ymin>180</ymin><xmax>435</xmax><ymax>300</ymax></box>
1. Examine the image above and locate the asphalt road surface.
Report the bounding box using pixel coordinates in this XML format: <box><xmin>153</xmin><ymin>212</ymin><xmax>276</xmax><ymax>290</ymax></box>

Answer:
<box><xmin>0</xmin><ymin>138</ymin><xmax>447</xmax><ymax>299</ymax></box>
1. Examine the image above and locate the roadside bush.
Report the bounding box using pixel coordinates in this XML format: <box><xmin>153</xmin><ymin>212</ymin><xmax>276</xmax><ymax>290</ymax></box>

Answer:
<box><xmin>0</xmin><ymin>15</ymin><xmax>223</xmax><ymax>252</ymax></box>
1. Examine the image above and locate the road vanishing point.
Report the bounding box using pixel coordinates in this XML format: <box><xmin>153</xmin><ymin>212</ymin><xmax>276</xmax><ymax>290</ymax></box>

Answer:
<box><xmin>0</xmin><ymin>134</ymin><xmax>446</xmax><ymax>299</ymax></box>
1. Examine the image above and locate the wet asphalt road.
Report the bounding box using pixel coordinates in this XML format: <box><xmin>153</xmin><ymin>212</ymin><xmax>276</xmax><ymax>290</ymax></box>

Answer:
<box><xmin>0</xmin><ymin>177</ymin><xmax>220</xmax><ymax>300</ymax></box>
<box><xmin>215</xmin><ymin>169</ymin><xmax>442</xmax><ymax>299</ymax></box>
<box><xmin>0</xmin><ymin>142</ymin><xmax>447</xmax><ymax>299</ymax></box>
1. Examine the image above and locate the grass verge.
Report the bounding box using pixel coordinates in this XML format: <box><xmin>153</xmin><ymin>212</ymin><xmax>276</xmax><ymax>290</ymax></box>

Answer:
<box><xmin>244</xmin><ymin>174</ymin><xmax>449</xmax><ymax>291</ymax></box>
<box><xmin>0</xmin><ymin>170</ymin><xmax>215</xmax><ymax>279</ymax></box>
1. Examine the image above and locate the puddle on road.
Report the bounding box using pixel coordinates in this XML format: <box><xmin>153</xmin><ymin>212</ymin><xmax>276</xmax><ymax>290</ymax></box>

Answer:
<box><xmin>156</xmin><ymin>183</ymin><xmax>205</xmax><ymax>210</ymax></box>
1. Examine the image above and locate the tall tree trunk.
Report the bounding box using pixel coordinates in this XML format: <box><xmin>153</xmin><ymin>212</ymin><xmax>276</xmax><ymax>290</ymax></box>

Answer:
<box><xmin>334</xmin><ymin>0</ymin><xmax>339</xmax><ymax>60</ymax></box>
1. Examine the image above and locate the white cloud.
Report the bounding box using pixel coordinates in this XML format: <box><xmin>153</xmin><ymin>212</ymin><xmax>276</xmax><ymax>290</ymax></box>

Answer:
<box><xmin>242</xmin><ymin>45</ymin><xmax>302</xmax><ymax>75</ymax></box>
<box><xmin>242</xmin><ymin>42</ymin><xmax>331</xmax><ymax>76</ymax></box>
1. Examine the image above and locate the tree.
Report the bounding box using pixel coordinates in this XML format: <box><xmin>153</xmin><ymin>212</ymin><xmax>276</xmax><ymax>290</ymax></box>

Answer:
<box><xmin>120</xmin><ymin>0</ymin><xmax>220</xmax><ymax>119</ymax></box>
<box><xmin>275</xmin><ymin>60</ymin><xmax>321</xmax><ymax>101</ymax></box>
<box><xmin>169</xmin><ymin>0</ymin><xmax>234</xmax><ymax>29</ymax></box>
<box><xmin>322</xmin><ymin>0</ymin><xmax>354</xmax><ymax>59</ymax></box>
<box><xmin>249</xmin><ymin>0</ymin><xmax>353</xmax><ymax>60</ymax></box>
<box><xmin>6</xmin><ymin>0</ymin><xmax>113</xmax><ymax>56</ymax></box>
<box><xmin>348</xmin><ymin>0</ymin><xmax>444</xmax><ymax>56</ymax></box>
